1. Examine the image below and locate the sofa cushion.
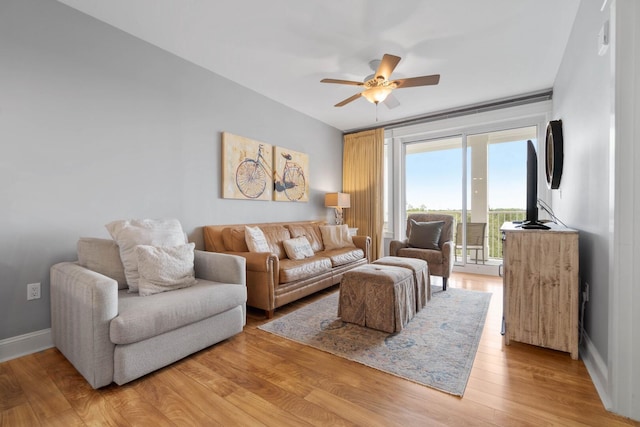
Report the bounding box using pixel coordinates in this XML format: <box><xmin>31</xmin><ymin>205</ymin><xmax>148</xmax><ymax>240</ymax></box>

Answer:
<box><xmin>105</xmin><ymin>219</ymin><xmax>187</xmax><ymax>292</ymax></box>
<box><xmin>319</xmin><ymin>225</ymin><xmax>355</xmax><ymax>250</ymax></box>
<box><xmin>396</xmin><ymin>247</ymin><xmax>444</xmax><ymax>266</ymax></box>
<box><xmin>318</xmin><ymin>248</ymin><xmax>365</xmax><ymax>267</ymax></box>
<box><xmin>77</xmin><ymin>237</ymin><xmax>128</xmax><ymax>289</ymax></box>
<box><xmin>260</xmin><ymin>225</ymin><xmax>291</xmax><ymax>259</ymax></box>
<box><xmin>136</xmin><ymin>243</ymin><xmax>197</xmax><ymax>296</ymax></box>
<box><xmin>278</xmin><ymin>257</ymin><xmax>332</xmax><ymax>284</ymax></box>
<box><xmin>110</xmin><ymin>280</ymin><xmax>246</xmax><ymax>345</ymax></box>
<box><xmin>287</xmin><ymin>223</ymin><xmax>324</xmax><ymax>252</ymax></box>
<box><xmin>282</xmin><ymin>237</ymin><xmax>314</xmax><ymax>260</ymax></box>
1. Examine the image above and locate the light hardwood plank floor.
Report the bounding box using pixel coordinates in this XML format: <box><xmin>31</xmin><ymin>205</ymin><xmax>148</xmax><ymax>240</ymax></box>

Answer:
<box><xmin>1</xmin><ymin>273</ymin><xmax>638</xmax><ymax>426</ymax></box>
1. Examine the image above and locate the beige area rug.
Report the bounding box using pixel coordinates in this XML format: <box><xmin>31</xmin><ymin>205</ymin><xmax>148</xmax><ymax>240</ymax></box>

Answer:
<box><xmin>258</xmin><ymin>286</ymin><xmax>491</xmax><ymax>396</ymax></box>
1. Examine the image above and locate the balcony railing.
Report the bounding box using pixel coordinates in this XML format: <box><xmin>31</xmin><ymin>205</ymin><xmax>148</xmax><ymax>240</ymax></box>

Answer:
<box><xmin>486</xmin><ymin>210</ymin><xmax>525</xmax><ymax>258</ymax></box>
<box><xmin>408</xmin><ymin>209</ymin><xmax>525</xmax><ymax>260</ymax></box>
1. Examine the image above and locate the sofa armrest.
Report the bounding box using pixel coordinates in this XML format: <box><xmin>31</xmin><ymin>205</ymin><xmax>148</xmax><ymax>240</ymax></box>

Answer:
<box><xmin>194</xmin><ymin>250</ymin><xmax>246</xmax><ymax>285</ymax></box>
<box><xmin>352</xmin><ymin>235</ymin><xmax>372</xmax><ymax>263</ymax></box>
<box><xmin>50</xmin><ymin>262</ymin><xmax>118</xmax><ymax>389</ymax></box>
<box><xmin>207</xmin><ymin>251</ymin><xmax>280</xmax><ymax>314</ymax></box>
<box><xmin>389</xmin><ymin>239</ymin><xmax>408</xmax><ymax>256</ymax></box>
<box><xmin>233</xmin><ymin>251</ymin><xmax>279</xmax><ymax>273</ymax></box>
<box><xmin>206</xmin><ymin>250</ymin><xmax>277</xmax><ymax>272</ymax></box>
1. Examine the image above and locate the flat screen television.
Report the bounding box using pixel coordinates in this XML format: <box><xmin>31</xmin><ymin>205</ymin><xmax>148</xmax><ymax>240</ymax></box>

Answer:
<box><xmin>521</xmin><ymin>140</ymin><xmax>550</xmax><ymax>230</ymax></box>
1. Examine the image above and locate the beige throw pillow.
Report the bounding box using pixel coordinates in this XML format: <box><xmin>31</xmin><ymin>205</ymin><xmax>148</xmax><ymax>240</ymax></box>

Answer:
<box><xmin>319</xmin><ymin>224</ymin><xmax>355</xmax><ymax>250</ymax></box>
<box><xmin>287</xmin><ymin>224</ymin><xmax>324</xmax><ymax>252</ymax></box>
<box><xmin>105</xmin><ymin>218</ymin><xmax>187</xmax><ymax>292</ymax></box>
<box><xmin>244</xmin><ymin>226</ymin><xmax>270</xmax><ymax>253</ymax></box>
<box><xmin>283</xmin><ymin>237</ymin><xmax>315</xmax><ymax>260</ymax></box>
<box><xmin>135</xmin><ymin>243</ymin><xmax>197</xmax><ymax>297</ymax></box>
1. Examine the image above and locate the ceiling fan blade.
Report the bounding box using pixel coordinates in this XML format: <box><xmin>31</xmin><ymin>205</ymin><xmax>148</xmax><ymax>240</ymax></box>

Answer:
<box><xmin>383</xmin><ymin>93</ymin><xmax>400</xmax><ymax>110</ymax></box>
<box><xmin>394</xmin><ymin>74</ymin><xmax>440</xmax><ymax>89</ymax></box>
<box><xmin>375</xmin><ymin>54</ymin><xmax>401</xmax><ymax>80</ymax></box>
<box><xmin>321</xmin><ymin>78</ymin><xmax>364</xmax><ymax>86</ymax></box>
<box><xmin>335</xmin><ymin>92</ymin><xmax>363</xmax><ymax>107</ymax></box>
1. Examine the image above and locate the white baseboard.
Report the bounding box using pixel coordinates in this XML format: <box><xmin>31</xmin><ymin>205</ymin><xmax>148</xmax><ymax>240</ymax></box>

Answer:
<box><xmin>0</xmin><ymin>329</ymin><xmax>53</xmax><ymax>363</ymax></box>
<box><xmin>453</xmin><ymin>263</ymin><xmax>501</xmax><ymax>276</ymax></box>
<box><xmin>580</xmin><ymin>331</ymin><xmax>612</xmax><ymax>410</ymax></box>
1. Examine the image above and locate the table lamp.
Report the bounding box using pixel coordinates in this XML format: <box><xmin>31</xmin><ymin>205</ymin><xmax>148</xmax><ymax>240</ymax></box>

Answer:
<box><xmin>325</xmin><ymin>192</ymin><xmax>350</xmax><ymax>225</ymax></box>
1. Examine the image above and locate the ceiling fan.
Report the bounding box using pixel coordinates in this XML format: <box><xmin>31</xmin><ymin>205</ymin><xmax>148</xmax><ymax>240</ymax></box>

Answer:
<box><xmin>321</xmin><ymin>54</ymin><xmax>440</xmax><ymax>108</ymax></box>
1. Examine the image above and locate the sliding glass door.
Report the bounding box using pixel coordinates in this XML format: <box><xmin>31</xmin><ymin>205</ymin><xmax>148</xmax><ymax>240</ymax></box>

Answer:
<box><xmin>402</xmin><ymin>126</ymin><xmax>536</xmax><ymax>265</ymax></box>
<box><xmin>480</xmin><ymin>126</ymin><xmax>537</xmax><ymax>260</ymax></box>
<box><xmin>405</xmin><ymin>136</ymin><xmax>468</xmax><ymax>265</ymax></box>
<box><xmin>405</xmin><ymin>136</ymin><xmax>465</xmax><ymax>216</ymax></box>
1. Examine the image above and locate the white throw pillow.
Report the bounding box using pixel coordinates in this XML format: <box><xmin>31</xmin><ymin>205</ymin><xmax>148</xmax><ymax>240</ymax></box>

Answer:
<box><xmin>283</xmin><ymin>237</ymin><xmax>315</xmax><ymax>260</ymax></box>
<box><xmin>319</xmin><ymin>224</ymin><xmax>355</xmax><ymax>250</ymax></box>
<box><xmin>244</xmin><ymin>226</ymin><xmax>270</xmax><ymax>253</ymax></box>
<box><xmin>105</xmin><ymin>218</ymin><xmax>187</xmax><ymax>292</ymax></box>
<box><xmin>135</xmin><ymin>243</ymin><xmax>197</xmax><ymax>297</ymax></box>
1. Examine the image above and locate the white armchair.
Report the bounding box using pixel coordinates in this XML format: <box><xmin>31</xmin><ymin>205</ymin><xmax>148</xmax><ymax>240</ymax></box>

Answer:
<box><xmin>50</xmin><ymin>237</ymin><xmax>246</xmax><ymax>388</ymax></box>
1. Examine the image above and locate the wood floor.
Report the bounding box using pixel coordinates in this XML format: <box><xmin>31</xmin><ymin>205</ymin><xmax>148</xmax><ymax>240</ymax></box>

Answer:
<box><xmin>1</xmin><ymin>273</ymin><xmax>638</xmax><ymax>426</ymax></box>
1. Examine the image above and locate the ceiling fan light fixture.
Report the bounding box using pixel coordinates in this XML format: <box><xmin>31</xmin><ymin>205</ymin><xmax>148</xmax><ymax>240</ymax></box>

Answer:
<box><xmin>321</xmin><ymin>53</ymin><xmax>440</xmax><ymax>108</ymax></box>
<box><xmin>362</xmin><ymin>86</ymin><xmax>393</xmax><ymax>104</ymax></box>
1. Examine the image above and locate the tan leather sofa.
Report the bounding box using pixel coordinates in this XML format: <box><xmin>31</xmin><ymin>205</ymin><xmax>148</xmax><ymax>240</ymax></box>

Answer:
<box><xmin>204</xmin><ymin>220</ymin><xmax>370</xmax><ymax>317</ymax></box>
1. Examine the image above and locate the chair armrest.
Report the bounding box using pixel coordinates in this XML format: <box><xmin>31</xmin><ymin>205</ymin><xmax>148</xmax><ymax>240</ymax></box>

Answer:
<box><xmin>352</xmin><ymin>236</ymin><xmax>371</xmax><ymax>262</ymax></box>
<box><xmin>50</xmin><ymin>262</ymin><xmax>118</xmax><ymax>389</ymax></box>
<box><xmin>442</xmin><ymin>240</ymin><xmax>455</xmax><ymax>275</ymax></box>
<box><xmin>389</xmin><ymin>239</ymin><xmax>408</xmax><ymax>256</ymax></box>
<box><xmin>194</xmin><ymin>250</ymin><xmax>246</xmax><ymax>285</ymax></box>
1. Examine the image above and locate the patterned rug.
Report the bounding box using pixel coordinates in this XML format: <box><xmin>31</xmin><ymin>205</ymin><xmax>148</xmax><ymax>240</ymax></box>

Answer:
<box><xmin>258</xmin><ymin>286</ymin><xmax>491</xmax><ymax>396</ymax></box>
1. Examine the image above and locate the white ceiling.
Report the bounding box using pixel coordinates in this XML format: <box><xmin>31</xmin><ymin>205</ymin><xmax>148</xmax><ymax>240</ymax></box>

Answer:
<box><xmin>57</xmin><ymin>0</ymin><xmax>580</xmax><ymax>132</ymax></box>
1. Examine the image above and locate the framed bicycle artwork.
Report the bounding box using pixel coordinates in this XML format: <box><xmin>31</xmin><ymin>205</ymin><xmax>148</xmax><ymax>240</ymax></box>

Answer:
<box><xmin>273</xmin><ymin>146</ymin><xmax>308</xmax><ymax>202</ymax></box>
<box><xmin>221</xmin><ymin>132</ymin><xmax>309</xmax><ymax>202</ymax></box>
<box><xmin>222</xmin><ymin>132</ymin><xmax>273</xmax><ymax>201</ymax></box>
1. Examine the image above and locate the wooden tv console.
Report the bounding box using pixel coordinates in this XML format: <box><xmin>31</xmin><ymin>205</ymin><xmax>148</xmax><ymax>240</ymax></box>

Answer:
<box><xmin>500</xmin><ymin>222</ymin><xmax>579</xmax><ymax>359</ymax></box>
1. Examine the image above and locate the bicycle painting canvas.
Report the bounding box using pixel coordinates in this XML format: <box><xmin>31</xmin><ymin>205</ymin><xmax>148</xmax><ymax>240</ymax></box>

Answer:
<box><xmin>273</xmin><ymin>146</ymin><xmax>309</xmax><ymax>202</ymax></box>
<box><xmin>222</xmin><ymin>132</ymin><xmax>273</xmax><ymax>201</ymax></box>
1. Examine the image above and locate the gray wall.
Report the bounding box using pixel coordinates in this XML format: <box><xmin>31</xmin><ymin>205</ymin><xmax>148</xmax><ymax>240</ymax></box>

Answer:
<box><xmin>552</xmin><ymin>1</ymin><xmax>611</xmax><ymax>363</ymax></box>
<box><xmin>0</xmin><ymin>0</ymin><xmax>343</xmax><ymax>340</ymax></box>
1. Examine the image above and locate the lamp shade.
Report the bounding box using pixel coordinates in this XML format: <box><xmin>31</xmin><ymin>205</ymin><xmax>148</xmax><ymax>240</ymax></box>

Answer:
<box><xmin>325</xmin><ymin>192</ymin><xmax>350</xmax><ymax>208</ymax></box>
<box><xmin>362</xmin><ymin>86</ymin><xmax>393</xmax><ymax>104</ymax></box>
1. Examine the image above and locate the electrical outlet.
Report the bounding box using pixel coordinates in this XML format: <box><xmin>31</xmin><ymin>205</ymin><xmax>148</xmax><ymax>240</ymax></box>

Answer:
<box><xmin>27</xmin><ymin>282</ymin><xmax>41</xmax><ymax>300</ymax></box>
<box><xmin>583</xmin><ymin>282</ymin><xmax>590</xmax><ymax>302</ymax></box>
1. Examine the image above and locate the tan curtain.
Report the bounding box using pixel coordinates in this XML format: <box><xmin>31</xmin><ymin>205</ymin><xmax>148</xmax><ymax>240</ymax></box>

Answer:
<box><xmin>343</xmin><ymin>128</ymin><xmax>384</xmax><ymax>260</ymax></box>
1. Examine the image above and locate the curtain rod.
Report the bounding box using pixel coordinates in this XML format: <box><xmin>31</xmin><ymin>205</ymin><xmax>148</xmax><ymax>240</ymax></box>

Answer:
<box><xmin>344</xmin><ymin>89</ymin><xmax>553</xmax><ymax>135</ymax></box>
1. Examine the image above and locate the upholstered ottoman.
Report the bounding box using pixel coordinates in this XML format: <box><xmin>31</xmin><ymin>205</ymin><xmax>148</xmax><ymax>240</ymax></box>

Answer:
<box><xmin>338</xmin><ymin>264</ymin><xmax>416</xmax><ymax>333</ymax></box>
<box><xmin>372</xmin><ymin>256</ymin><xmax>430</xmax><ymax>308</ymax></box>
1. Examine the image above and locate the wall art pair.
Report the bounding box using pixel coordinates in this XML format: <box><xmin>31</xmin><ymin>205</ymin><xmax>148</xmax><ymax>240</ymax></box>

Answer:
<box><xmin>221</xmin><ymin>132</ymin><xmax>309</xmax><ymax>202</ymax></box>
